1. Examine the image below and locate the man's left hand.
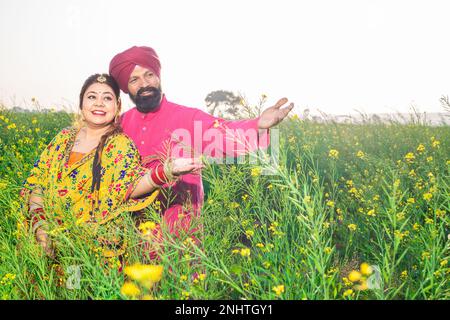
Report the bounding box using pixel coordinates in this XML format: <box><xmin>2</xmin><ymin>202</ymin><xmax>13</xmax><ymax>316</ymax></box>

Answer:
<box><xmin>258</xmin><ymin>97</ymin><xmax>294</xmax><ymax>129</ymax></box>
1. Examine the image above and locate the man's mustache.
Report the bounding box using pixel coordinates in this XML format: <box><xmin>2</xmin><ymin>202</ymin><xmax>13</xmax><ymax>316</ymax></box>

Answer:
<box><xmin>137</xmin><ymin>86</ymin><xmax>158</xmax><ymax>96</ymax></box>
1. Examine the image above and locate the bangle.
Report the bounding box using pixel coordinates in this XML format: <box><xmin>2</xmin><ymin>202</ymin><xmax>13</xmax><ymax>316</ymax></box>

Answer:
<box><xmin>145</xmin><ymin>171</ymin><xmax>159</xmax><ymax>189</ymax></box>
<box><xmin>150</xmin><ymin>164</ymin><xmax>168</xmax><ymax>185</ymax></box>
<box><xmin>32</xmin><ymin>220</ymin><xmax>47</xmax><ymax>234</ymax></box>
<box><xmin>30</xmin><ymin>207</ymin><xmax>46</xmax><ymax>232</ymax></box>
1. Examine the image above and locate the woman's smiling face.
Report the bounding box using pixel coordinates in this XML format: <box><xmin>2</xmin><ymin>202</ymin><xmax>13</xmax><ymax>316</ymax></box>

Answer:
<box><xmin>81</xmin><ymin>83</ymin><xmax>118</xmax><ymax>127</ymax></box>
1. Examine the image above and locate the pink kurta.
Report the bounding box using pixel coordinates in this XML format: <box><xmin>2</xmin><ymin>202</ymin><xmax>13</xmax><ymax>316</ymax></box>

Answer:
<box><xmin>121</xmin><ymin>95</ymin><xmax>269</xmax><ymax>236</ymax></box>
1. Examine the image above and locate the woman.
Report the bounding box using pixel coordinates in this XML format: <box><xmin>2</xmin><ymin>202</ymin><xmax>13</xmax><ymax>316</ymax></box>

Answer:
<box><xmin>21</xmin><ymin>73</ymin><xmax>202</xmax><ymax>258</ymax></box>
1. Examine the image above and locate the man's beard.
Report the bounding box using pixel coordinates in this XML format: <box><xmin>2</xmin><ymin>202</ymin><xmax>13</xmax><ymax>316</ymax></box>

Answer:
<box><xmin>130</xmin><ymin>86</ymin><xmax>162</xmax><ymax>113</ymax></box>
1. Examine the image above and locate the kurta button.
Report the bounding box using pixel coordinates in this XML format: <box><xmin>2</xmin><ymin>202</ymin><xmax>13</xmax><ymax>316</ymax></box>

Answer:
<box><xmin>141</xmin><ymin>141</ymin><xmax>145</xmax><ymax>145</ymax></box>
<box><xmin>142</xmin><ymin>127</ymin><xmax>147</xmax><ymax>131</ymax></box>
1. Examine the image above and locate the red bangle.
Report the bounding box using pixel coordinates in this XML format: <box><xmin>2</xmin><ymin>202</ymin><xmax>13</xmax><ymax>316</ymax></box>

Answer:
<box><xmin>30</xmin><ymin>207</ymin><xmax>46</xmax><ymax>226</ymax></box>
<box><xmin>150</xmin><ymin>164</ymin><xmax>167</xmax><ymax>185</ymax></box>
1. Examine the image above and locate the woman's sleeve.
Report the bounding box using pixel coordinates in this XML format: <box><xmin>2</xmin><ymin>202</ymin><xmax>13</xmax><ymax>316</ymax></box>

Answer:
<box><xmin>20</xmin><ymin>130</ymin><xmax>63</xmax><ymax>228</ymax></box>
<box><xmin>100</xmin><ymin>135</ymin><xmax>159</xmax><ymax>215</ymax></box>
<box><xmin>20</xmin><ymin>131</ymin><xmax>61</xmax><ymax>203</ymax></box>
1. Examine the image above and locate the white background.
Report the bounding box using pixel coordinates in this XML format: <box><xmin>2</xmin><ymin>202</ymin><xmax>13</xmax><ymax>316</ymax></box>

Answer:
<box><xmin>1</xmin><ymin>0</ymin><xmax>450</xmax><ymax>115</ymax></box>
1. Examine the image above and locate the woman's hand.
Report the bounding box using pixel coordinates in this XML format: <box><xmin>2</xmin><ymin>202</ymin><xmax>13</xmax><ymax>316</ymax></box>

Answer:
<box><xmin>170</xmin><ymin>157</ymin><xmax>204</xmax><ymax>176</ymax></box>
<box><xmin>131</xmin><ymin>158</ymin><xmax>205</xmax><ymax>199</ymax></box>
<box><xmin>35</xmin><ymin>227</ymin><xmax>55</xmax><ymax>259</ymax></box>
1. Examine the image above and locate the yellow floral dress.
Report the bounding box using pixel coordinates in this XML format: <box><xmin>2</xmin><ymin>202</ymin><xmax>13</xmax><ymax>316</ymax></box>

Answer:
<box><xmin>21</xmin><ymin>127</ymin><xmax>158</xmax><ymax>257</ymax></box>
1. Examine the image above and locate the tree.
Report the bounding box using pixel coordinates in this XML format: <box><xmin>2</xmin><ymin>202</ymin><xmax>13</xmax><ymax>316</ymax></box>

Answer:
<box><xmin>204</xmin><ymin>90</ymin><xmax>243</xmax><ymax>119</ymax></box>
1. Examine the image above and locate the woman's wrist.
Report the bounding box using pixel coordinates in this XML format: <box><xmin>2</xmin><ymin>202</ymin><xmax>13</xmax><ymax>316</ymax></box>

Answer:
<box><xmin>145</xmin><ymin>171</ymin><xmax>159</xmax><ymax>189</ymax></box>
<box><xmin>32</xmin><ymin>220</ymin><xmax>47</xmax><ymax>234</ymax></box>
<box><xmin>29</xmin><ymin>207</ymin><xmax>46</xmax><ymax>233</ymax></box>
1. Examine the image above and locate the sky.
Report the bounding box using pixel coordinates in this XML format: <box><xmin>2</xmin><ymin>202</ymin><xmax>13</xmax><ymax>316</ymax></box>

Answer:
<box><xmin>1</xmin><ymin>0</ymin><xmax>450</xmax><ymax>115</ymax></box>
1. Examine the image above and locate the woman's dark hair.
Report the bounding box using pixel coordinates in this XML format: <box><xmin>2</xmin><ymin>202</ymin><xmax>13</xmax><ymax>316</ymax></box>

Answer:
<box><xmin>79</xmin><ymin>73</ymin><xmax>123</xmax><ymax>194</ymax></box>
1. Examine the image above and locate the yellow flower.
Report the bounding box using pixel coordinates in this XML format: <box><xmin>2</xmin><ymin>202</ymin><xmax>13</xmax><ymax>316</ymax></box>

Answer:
<box><xmin>423</xmin><ymin>193</ymin><xmax>433</xmax><ymax>201</ymax></box>
<box><xmin>326</xmin><ymin>200</ymin><xmax>335</xmax><ymax>208</ymax></box>
<box><xmin>343</xmin><ymin>289</ymin><xmax>354</xmax><ymax>298</ymax></box>
<box><xmin>435</xmin><ymin>209</ymin><xmax>446</xmax><ymax>218</ymax></box>
<box><xmin>440</xmin><ymin>259</ymin><xmax>448</xmax><ymax>267</ymax></box>
<box><xmin>360</xmin><ymin>263</ymin><xmax>373</xmax><ymax>276</ymax></box>
<box><xmin>229</xmin><ymin>202</ymin><xmax>240</xmax><ymax>209</ymax></box>
<box><xmin>348</xmin><ymin>224</ymin><xmax>357</xmax><ymax>231</ymax></box>
<box><xmin>240</xmin><ymin>248</ymin><xmax>251</xmax><ymax>257</ymax></box>
<box><xmin>408</xmin><ymin>169</ymin><xmax>416</xmax><ymax>177</ymax></box>
<box><xmin>407</xmin><ymin>198</ymin><xmax>415</xmax><ymax>204</ymax></box>
<box><xmin>426</xmin><ymin>156</ymin><xmax>433</xmax><ymax>162</ymax></box>
<box><xmin>355</xmin><ymin>279</ymin><xmax>368</xmax><ymax>291</ymax></box>
<box><xmin>272</xmin><ymin>285</ymin><xmax>285</xmax><ymax>296</ymax></box>
<box><xmin>349</xmin><ymin>187</ymin><xmax>359</xmax><ymax>196</ymax></box>
<box><xmin>256</xmin><ymin>243</ymin><xmax>265</xmax><ymax>248</ymax></box>
<box><xmin>180</xmin><ymin>275</ymin><xmax>188</xmax><ymax>282</ymax></box>
<box><xmin>425</xmin><ymin>217</ymin><xmax>433</xmax><ymax>224</ymax></box>
<box><xmin>245</xmin><ymin>230</ymin><xmax>254</xmax><ymax>238</ymax></box>
<box><xmin>120</xmin><ymin>281</ymin><xmax>141</xmax><ymax>297</ymax></box>
<box><xmin>367</xmin><ymin>209</ymin><xmax>376</xmax><ymax>217</ymax></box>
<box><xmin>416</xmin><ymin>144</ymin><xmax>425</xmax><ymax>153</ymax></box>
<box><xmin>138</xmin><ymin>221</ymin><xmax>156</xmax><ymax>234</ymax></box>
<box><xmin>324</xmin><ymin>247</ymin><xmax>332</xmax><ymax>254</ymax></box>
<box><xmin>356</xmin><ymin>150</ymin><xmax>365</xmax><ymax>159</ymax></box>
<box><xmin>304</xmin><ymin>196</ymin><xmax>312</xmax><ymax>204</ymax></box>
<box><xmin>404</xmin><ymin>152</ymin><xmax>415</xmax><ymax>162</ymax></box>
<box><xmin>413</xmin><ymin>223</ymin><xmax>421</xmax><ymax>231</ymax></box>
<box><xmin>124</xmin><ymin>264</ymin><xmax>163</xmax><ymax>284</ymax></box>
<box><xmin>348</xmin><ymin>270</ymin><xmax>362</xmax><ymax>282</ymax></box>
<box><xmin>400</xmin><ymin>270</ymin><xmax>408</xmax><ymax>279</ymax></box>
<box><xmin>251</xmin><ymin>167</ymin><xmax>262</xmax><ymax>177</ymax></box>
<box><xmin>394</xmin><ymin>230</ymin><xmax>408</xmax><ymax>240</ymax></box>
<box><xmin>198</xmin><ymin>273</ymin><xmax>206</xmax><ymax>281</ymax></box>
<box><xmin>267</xmin><ymin>184</ymin><xmax>273</xmax><ymax>190</ymax></box>
<box><xmin>421</xmin><ymin>251</ymin><xmax>430</xmax><ymax>260</ymax></box>
<box><xmin>432</xmin><ymin>140</ymin><xmax>440</xmax><ymax>148</ymax></box>
<box><xmin>342</xmin><ymin>277</ymin><xmax>352</xmax><ymax>287</ymax></box>
<box><xmin>263</xmin><ymin>261</ymin><xmax>271</xmax><ymax>268</ymax></box>
<box><xmin>328</xmin><ymin>149</ymin><xmax>339</xmax><ymax>159</ymax></box>
<box><xmin>396</xmin><ymin>212</ymin><xmax>405</xmax><ymax>221</ymax></box>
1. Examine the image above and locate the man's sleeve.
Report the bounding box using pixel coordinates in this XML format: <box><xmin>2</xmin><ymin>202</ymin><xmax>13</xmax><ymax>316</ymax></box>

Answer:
<box><xmin>191</xmin><ymin>109</ymin><xmax>270</xmax><ymax>159</ymax></box>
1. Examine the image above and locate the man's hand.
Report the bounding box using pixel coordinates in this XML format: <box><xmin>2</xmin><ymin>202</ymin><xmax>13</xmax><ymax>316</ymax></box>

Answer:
<box><xmin>257</xmin><ymin>97</ymin><xmax>294</xmax><ymax>129</ymax></box>
<box><xmin>171</xmin><ymin>158</ymin><xmax>205</xmax><ymax>176</ymax></box>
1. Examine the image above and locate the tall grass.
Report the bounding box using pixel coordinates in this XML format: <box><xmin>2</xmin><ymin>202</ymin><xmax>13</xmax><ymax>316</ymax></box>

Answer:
<box><xmin>0</xmin><ymin>107</ymin><xmax>448</xmax><ymax>299</ymax></box>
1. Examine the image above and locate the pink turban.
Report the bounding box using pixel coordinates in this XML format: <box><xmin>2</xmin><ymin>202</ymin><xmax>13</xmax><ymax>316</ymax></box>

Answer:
<box><xmin>109</xmin><ymin>46</ymin><xmax>161</xmax><ymax>93</ymax></box>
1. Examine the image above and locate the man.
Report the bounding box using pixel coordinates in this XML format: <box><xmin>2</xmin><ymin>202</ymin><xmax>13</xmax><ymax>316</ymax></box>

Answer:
<box><xmin>109</xmin><ymin>46</ymin><xmax>293</xmax><ymax>247</ymax></box>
